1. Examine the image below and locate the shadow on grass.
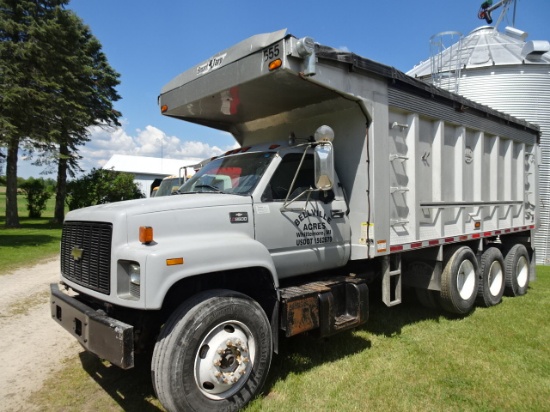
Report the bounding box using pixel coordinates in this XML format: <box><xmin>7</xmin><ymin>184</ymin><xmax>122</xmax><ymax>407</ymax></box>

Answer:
<box><xmin>80</xmin><ymin>352</ymin><xmax>163</xmax><ymax>411</ymax></box>
<box><xmin>0</xmin><ymin>216</ymin><xmax>63</xmax><ymax>230</ymax></box>
<box><xmin>79</xmin><ymin>330</ymin><xmax>374</xmax><ymax>411</ymax></box>
<box><xmin>0</xmin><ymin>233</ymin><xmax>60</xmax><ymax>248</ymax></box>
<box><xmin>77</xmin><ymin>286</ymin><xmax>463</xmax><ymax>409</ymax></box>
<box><xmin>0</xmin><ymin>217</ymin><xmax>63</xmax><ymax>249</ymax></box>
<box><xmin>364</xmin><ymin>282</ymin><xmax>464</xmax><ymax>337</ymax></box>
<box><xmin>261</xmin><ymin>285</ymin><xmax>462</xmax><ymax>394</ymax></box>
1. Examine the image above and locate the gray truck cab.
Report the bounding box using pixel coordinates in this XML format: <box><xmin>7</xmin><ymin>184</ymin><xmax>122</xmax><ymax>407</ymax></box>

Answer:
<box><xmin>178</xmin><ymin>136</ymin><xmax>350</xmax><ymax>279</ymax></box>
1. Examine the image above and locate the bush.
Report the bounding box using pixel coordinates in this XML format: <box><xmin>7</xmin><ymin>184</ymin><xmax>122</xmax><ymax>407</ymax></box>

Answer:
<box><xmin>66</xmin><ymin>168</ymin><xmax>144</xmax><ymax>210</ymax></box>
<box><xmin>19</xmin><ymin>178</ymin><xmax>53</xmax><ymax>218</ymax></box>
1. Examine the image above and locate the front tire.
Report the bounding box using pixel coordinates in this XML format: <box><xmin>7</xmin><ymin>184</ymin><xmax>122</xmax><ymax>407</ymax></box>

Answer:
<box><xmin>152</xmin><ymin>289</ymin><xmax>272</xmax><ymax>412</ymax></box>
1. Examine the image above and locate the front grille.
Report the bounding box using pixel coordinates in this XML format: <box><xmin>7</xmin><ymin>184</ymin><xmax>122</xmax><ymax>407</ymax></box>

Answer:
<box><xmin>61</xmin><ymin>221</ymin><xmax>113</xmax><ymax>295</ymax></box>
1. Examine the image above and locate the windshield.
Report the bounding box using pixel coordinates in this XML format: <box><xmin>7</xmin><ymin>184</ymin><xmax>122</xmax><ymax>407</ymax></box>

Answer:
<box><xmin>178</xmin><ymin>152</ymin><xmax>275</xmax><ymax>195</ymax></box>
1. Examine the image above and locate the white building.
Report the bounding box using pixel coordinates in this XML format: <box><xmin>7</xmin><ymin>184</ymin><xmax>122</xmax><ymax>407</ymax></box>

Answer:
<box><xmin>103</xmin><ymin>154</ymin><xmax>202</xmax><ymax>197</ymax></box>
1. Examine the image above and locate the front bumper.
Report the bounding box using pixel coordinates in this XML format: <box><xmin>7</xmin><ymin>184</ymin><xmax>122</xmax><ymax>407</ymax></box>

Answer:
<box><xmin>50</xmin><ymin>283</ymin><xmax>134</xmax><ymax>369</ymax></box>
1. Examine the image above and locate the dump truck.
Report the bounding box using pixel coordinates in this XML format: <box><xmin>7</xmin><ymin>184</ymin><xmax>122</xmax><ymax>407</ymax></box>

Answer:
<box><xmin>50</xmin><ymin>29</ymin><xmax>540</xmax><ymax>412</ymax></box>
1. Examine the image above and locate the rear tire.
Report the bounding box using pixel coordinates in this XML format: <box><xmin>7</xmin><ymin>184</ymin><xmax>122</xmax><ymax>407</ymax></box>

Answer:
<box><xmin>151</xmin><ymin>289</ymin><xmax>272</xmax><ymax>412</ymax></box>
<box><xmin>476</xmin><ymin>247</ymin><xmax>505</xmax><ymax>307</ymax></box>
<box><xmin>439</xmin><ymin>246</ymin><xmax>479</xmax><ymax>315</ymax></box>
<box><xmin>504</xmin><ymin>244</ymin><xmax>530</xmax><ymax>297</ymax></box>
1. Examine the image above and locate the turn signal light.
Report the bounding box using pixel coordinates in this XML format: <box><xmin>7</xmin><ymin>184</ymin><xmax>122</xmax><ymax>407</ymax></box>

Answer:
<box><xmin>139</xmin><ymin>226</ymin><xmax>154</xmax><ymax>244</ymax></box>
<box><xmin>166</xmin><ymin>257</ymin><xmax>184</xmax><ymax>266</ymax></box>
<box><xmin>268</xmin><ymin>58</ymin><xmax>282</xmax><ymax>71</ymax></box>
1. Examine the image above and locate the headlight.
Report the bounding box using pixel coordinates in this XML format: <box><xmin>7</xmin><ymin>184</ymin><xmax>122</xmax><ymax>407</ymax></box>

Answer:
<box><xmin>129</xmin><ymin>263</ymin><xmax>141</xmax><ymax>286</ymax></box>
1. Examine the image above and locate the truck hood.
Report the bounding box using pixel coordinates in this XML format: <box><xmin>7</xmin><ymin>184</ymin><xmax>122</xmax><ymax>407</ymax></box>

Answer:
<box><xmin>65</xmin><ymin>194</ymin><xmax>252</xmax><ymax>222</ymax></box>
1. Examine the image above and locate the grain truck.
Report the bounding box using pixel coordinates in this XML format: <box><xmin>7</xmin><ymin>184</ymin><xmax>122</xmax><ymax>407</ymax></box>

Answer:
<box><xmin>50</xmin><ymin>29</ymin><xmax>540</xmax><ymax>412</ymax></box>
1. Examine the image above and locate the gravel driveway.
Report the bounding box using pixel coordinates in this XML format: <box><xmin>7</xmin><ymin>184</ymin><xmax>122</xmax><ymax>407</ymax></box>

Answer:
<box><xmin>0</xmin><ymin>258</ymin><xmax>81</xmax><ymax>411</ymax></box>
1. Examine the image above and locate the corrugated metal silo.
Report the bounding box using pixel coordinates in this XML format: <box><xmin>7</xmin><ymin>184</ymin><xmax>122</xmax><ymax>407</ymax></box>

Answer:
<box><xmin>408</xmin><ymin>25</ymin><xmax>550</xmax><ymax>264</ymax></box>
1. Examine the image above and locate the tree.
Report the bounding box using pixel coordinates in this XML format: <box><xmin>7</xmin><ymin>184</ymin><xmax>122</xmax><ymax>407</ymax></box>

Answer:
<box><xmin>40</xmin><ymin>10</ymin><xmax>120</xmax><ymax>223</ymax></box>
<box><xmin>66</xmin><ymin>168</ymin><xmax>144</xmax><ymax>211</ymax></box>
<box><xmin>19</xmin><ymin>177</ymin><xmax>52</xmax><ymax>218</ymax></box>
<box><xmin>1</xmin><ymin>0</ymin><xmax>68</xmax><ymax>227</ymax></box>
<box><xmin>0</xmin><ymin>1</ymin><xmax>121</xmax><ymax>227</ymax></box>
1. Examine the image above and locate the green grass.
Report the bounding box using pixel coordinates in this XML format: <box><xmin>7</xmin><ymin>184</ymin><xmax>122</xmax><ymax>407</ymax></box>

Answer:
<box><xmin>30</xmin><ymin>267</ymin><xmax>550</xmax><ymax>412</ymax></box>
<box><xmin>0</xmin><ymin>188</ymin><xmax>63</xmax><ymax>274</ymax></box>
<box><xmin>247</xmin><ymin>271</ymin><xmax>550</xmax><ymax>411</ymax></box>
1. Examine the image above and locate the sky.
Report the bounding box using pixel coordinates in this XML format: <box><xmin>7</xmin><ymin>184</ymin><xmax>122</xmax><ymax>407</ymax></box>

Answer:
<box><xmin>16</xmin><ymin>0</ymin><xmax>550</xmax><ymax>178</ymax></box>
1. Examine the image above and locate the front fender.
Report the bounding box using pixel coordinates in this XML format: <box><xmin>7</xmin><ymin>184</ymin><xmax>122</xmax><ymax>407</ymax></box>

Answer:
<box><xmin>144</xmin><ymin>233</ymin><xmax>278</xmax><ymax>309</ymax></box>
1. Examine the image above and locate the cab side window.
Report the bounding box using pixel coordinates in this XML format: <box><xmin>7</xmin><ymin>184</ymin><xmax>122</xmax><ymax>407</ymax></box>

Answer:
<box><xmin>262</xmin><ymin>153</ymin><xmax>317</xmax><ymax>202</ymax></box>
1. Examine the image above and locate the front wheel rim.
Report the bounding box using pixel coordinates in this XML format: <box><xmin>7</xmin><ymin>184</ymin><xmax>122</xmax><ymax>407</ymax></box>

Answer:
<box><xmin>194</xmin><ymin>320</ymin><xmax>256</xmax><ymax>400</ymax></box>
<box><xmin>457</xmin><ymin>259</ymin><xmax>476</xmax><ymax>300</ymax></box>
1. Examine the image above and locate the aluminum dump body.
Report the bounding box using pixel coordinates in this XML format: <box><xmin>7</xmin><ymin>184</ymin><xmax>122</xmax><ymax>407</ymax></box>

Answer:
<box><xmin>160</xmin><ymin>30</ymin><xmax>540</xmax><ymax>260</ymax></box>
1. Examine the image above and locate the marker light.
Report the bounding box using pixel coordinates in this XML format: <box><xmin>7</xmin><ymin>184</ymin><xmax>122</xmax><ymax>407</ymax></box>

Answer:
<box><xmin>268</xmin><ymin>59</ymin><xmax>282</xmax><ymax>71</ymax></box>
<box><xmin>166</xmin><ymin>257</ymin><xmax>184</xmax><ymax>266</ymax></box>
<box><xmin>161</xmin><ymin>105</ymin><xmax>168</xmax><ymax>113</ymax></box>
<box><xmin>139</xmin><ymin>226</ymin><xmax>154</xmax><ymax>244</ymax></box>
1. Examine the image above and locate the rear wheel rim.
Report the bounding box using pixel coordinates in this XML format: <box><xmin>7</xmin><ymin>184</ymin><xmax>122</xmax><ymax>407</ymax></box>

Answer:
<box><xmin>488</xmin><ymin>261</ymin><xmax>504</xmax><ymax>296</ymax></box>
<box><xmin>457</xmin><ymin>259</ymin><xmax>476</xmax><ymax>300</ymax></box>
<box><xmin>516</xmin><ymin>256</ymin><xmax>529</xmax><ymax>288</ymax></box>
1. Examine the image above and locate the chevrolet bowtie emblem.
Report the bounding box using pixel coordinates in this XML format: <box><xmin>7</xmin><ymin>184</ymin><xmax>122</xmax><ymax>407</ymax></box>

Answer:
<box><xmin>71</xmin><ymin>246</ymin><xmax>84</xmax><ymax>261</ymax></box>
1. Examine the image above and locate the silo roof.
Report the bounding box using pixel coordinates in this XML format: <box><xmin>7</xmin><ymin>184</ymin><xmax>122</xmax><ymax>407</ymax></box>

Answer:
<box><xmin>407</xmin><ymin>26</ymin><xmax>550</xmax><ymax>78</ymax></box>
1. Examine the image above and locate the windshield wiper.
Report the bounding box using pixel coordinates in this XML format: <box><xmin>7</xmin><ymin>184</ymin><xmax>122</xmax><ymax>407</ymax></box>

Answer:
<box><xmin>193</xmin><ymin>184</ymin><xmax>223</xmax><ymax>193</ymax></box>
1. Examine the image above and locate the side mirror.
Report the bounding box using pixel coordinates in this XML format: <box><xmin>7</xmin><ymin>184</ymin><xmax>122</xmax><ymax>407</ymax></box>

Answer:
<box><xmin>314</xmin><ymin>143</ymin><xmax>335</xmax><ymax>191</ymax></box>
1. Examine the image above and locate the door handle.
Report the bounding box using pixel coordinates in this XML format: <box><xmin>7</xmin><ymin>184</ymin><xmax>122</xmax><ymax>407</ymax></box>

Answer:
<box><xmin>331</xmin><ymin>210</ymin><xmax>345</xmax><ymax>219</ymax></box>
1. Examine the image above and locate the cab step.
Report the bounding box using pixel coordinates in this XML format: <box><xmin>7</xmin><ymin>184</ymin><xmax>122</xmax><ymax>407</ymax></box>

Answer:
<box><xmin>280</xmin><ymin>276</ymin><xmax>369</xmax><ymax>337</ymax></box>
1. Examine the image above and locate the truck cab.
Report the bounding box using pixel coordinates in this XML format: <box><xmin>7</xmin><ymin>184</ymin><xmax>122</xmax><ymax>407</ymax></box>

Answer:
<box><xmin>178</xmin><ymin>138</ymin><xmax>350</xmax><ymax>278</ymax></box>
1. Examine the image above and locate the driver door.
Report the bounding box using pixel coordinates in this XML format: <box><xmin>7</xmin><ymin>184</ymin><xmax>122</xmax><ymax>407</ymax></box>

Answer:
<box><xmin>253</xmin><ymin>152</ymin><xmax>350</xmax><ymax>279</ymax></box>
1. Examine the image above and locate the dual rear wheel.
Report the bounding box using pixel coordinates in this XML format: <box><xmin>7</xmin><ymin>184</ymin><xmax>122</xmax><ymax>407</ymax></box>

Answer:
<box><xmin>439</xmin><ymin>246</ymin><xmax>479</xmax><ymax>314</ymax></box>
<box><xmin>417</xmin><ymin>243</ymin><xmax>530</xmax><ymax>314</ymax></box>
<box><xmin>504</xmin><ymin>244</ymin><xmax>530</xmax><ymax>297</ymax></box>
<box><xmin>476</xmin><ymin>247</ymin><xmax>505</xmax><ymax>307</ymax></box>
